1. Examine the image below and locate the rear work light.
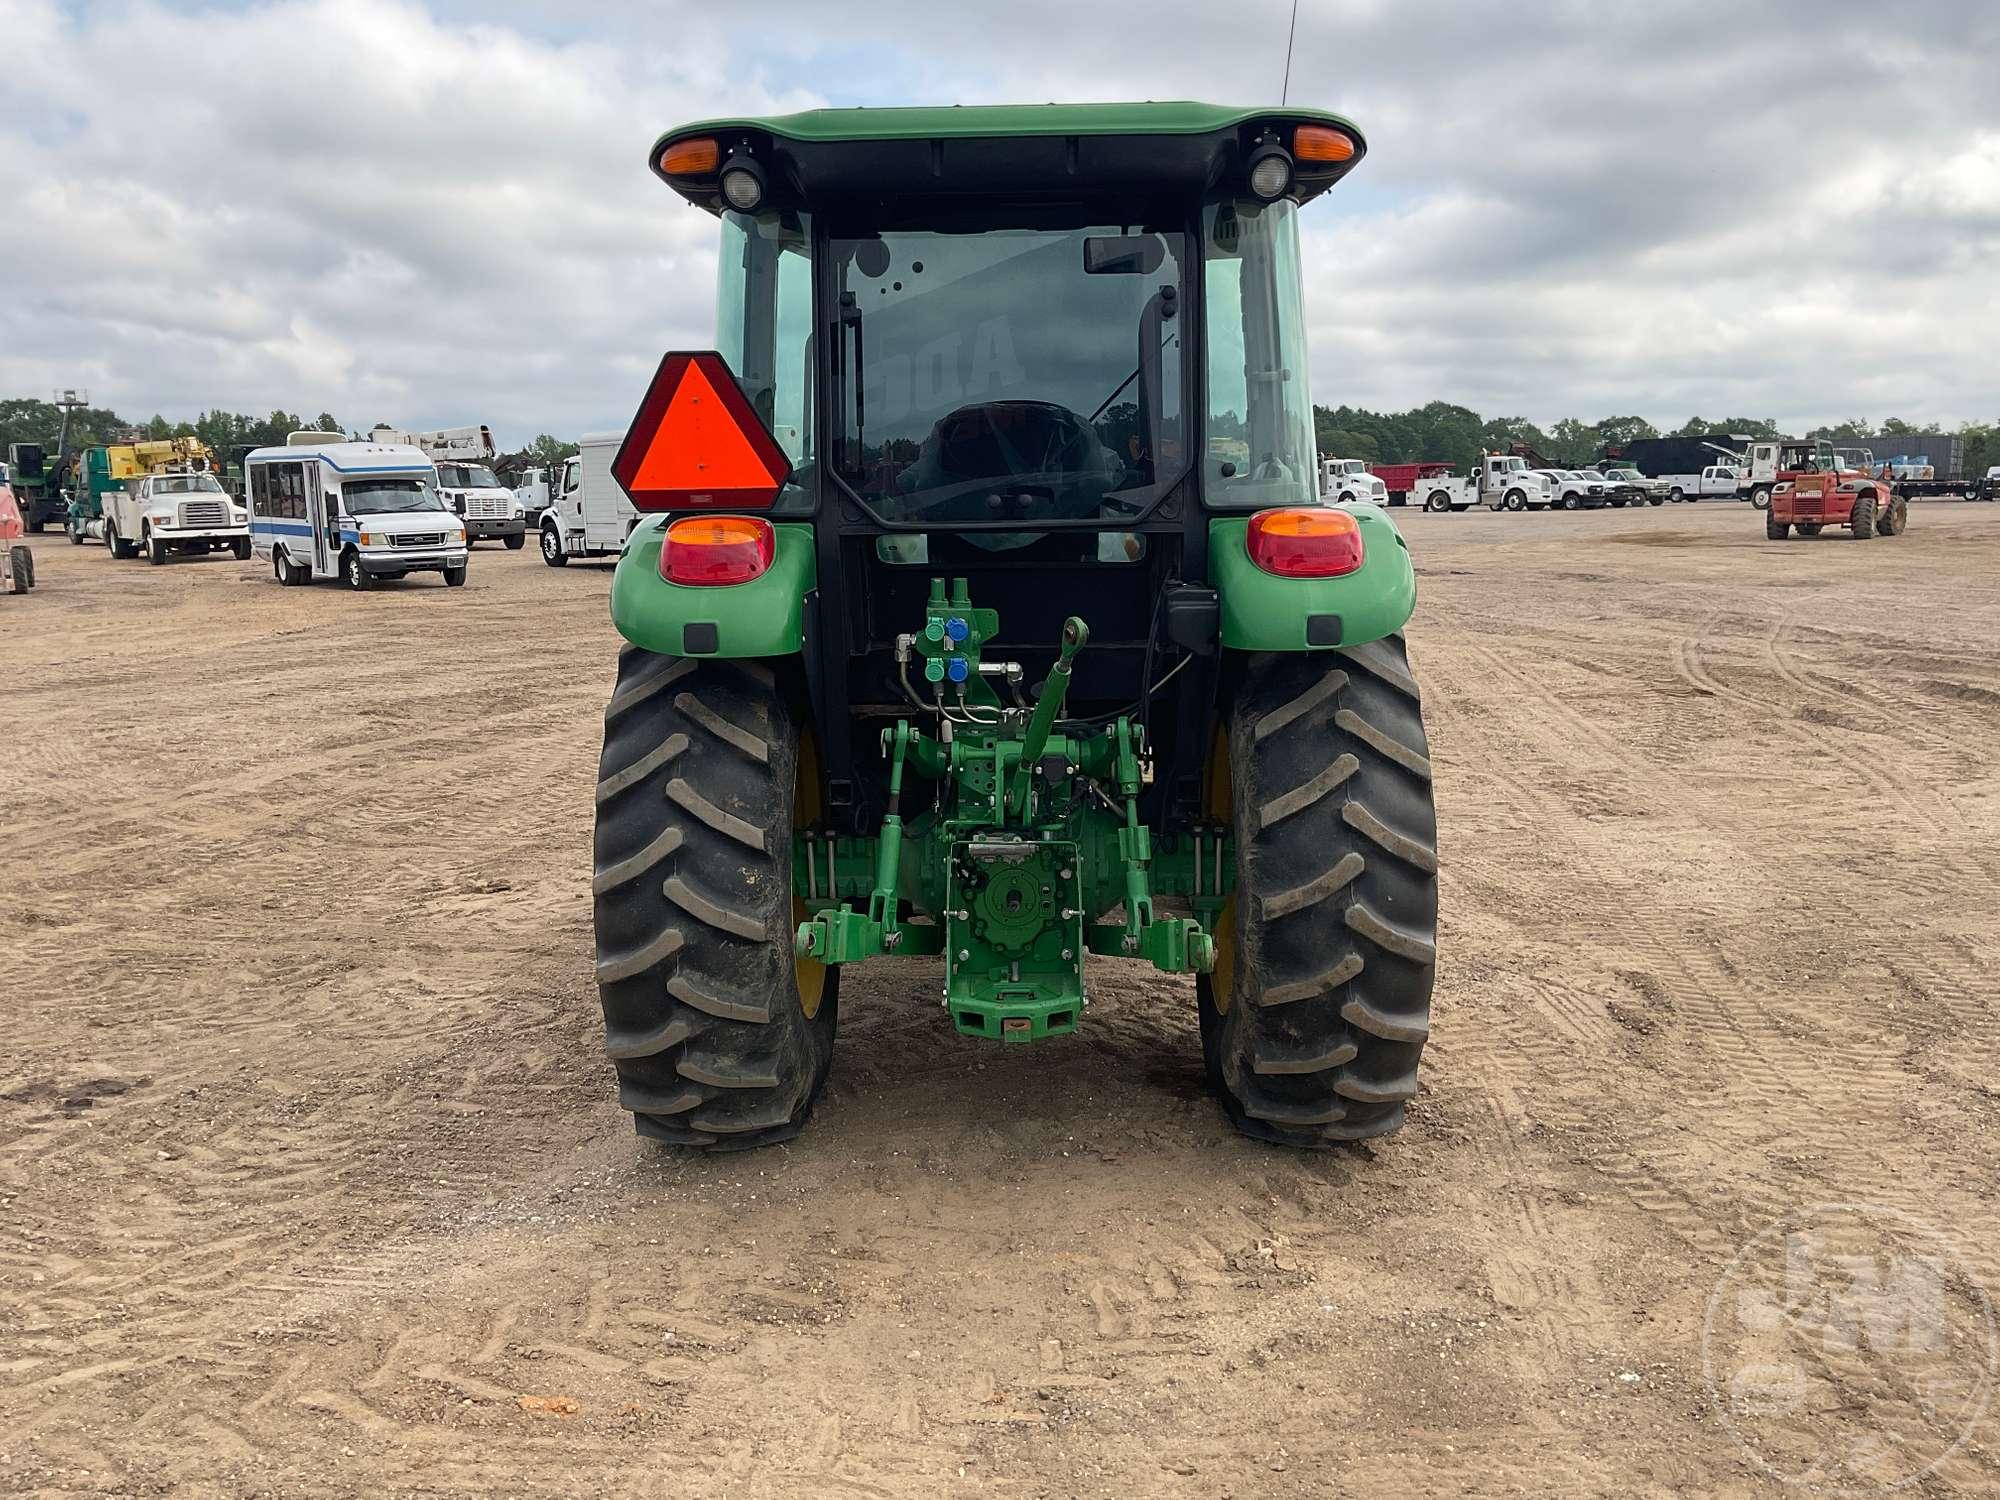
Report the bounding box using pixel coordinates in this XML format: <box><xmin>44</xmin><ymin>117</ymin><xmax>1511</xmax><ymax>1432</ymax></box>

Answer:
<box><xmin>661</xmin><ymin>514</ymin><xmax>774</xmax><ymax>586</ymax></box>
<box><xmin>1247</xmin><ymin>508</ymin><xmax>1365</xmax><ymax>578</ymax></box>
<box><xmin>659</xmin><ymin>136</ymin><xmax>720</xmax><ymax>177</ymax></box>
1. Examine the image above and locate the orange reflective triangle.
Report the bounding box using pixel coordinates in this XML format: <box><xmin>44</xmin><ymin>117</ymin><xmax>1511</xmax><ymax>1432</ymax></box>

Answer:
<box><xmin>630</xmin><ymin>358</ymin><xmax>781</xmax><ymax>495</ymax></box>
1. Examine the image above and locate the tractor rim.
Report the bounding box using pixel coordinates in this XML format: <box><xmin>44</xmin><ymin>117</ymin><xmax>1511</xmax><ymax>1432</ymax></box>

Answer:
<box><xmin>1202</xmin><ymin>726</ymin><xmax>1237</xmax><ymax>1015</ymax></box>
<box><xmin>1210</xmin><ymin>893</ymin><xmax>1239</xmax><ymax>1016</ymax></box>
<box><xmin>794</xmin><ymin>730</ymin><xmax>827</xmax><ymax>1019</ymax></box>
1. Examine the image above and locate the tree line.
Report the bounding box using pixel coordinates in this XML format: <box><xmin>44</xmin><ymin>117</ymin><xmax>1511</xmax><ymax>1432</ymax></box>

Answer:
<box><xmin>1313</xmin><ymin>404</ymin><xmax>1999</xmax><ymax>476</ymax></box>
<box><xmin>6</xmin><ymin>392</ymin><xmax>1992</xmax><ymax>483</ymax></box>
<box><xmin>0</xmin><ymin>397</ymin><xmax>576</xmax><ymax>482</ymax></box>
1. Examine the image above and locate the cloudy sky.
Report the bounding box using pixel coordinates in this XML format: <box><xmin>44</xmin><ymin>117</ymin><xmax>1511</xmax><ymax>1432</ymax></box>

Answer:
<box><xmin>3</xmin><ymin>0</ymin><xmax>1997</xmax><ymax>448</ymax></box>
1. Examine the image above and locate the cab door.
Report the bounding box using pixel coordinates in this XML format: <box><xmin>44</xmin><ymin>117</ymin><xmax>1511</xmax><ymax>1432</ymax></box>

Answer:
<box><xmin>310</xmin><ymin>466</ymin><xmax>337</xmax><ymax>574</ymax></box>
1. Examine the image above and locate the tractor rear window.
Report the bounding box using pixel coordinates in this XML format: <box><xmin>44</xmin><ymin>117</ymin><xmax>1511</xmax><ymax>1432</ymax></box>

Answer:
<box><xmin>829</xmin><ymin>221</ymin><xmax>1187</xmax><ymax>548</ymax></box>
<box><xmin>1204</xmin><ymin>198</ymin><xmax>1318</xmax><ymax>509</ymax></box>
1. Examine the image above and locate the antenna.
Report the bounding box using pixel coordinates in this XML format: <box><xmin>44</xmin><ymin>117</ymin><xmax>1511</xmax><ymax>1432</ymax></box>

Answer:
<box><xmin>1281</xmin><ymin>0</ymin><xmax>1301</xmax><ymax>105</ymax></box>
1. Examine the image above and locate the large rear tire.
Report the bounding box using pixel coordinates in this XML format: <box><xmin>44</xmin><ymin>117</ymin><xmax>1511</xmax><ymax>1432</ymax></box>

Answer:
<box><xmin>1196</xmin><ymin>638</ymin><xmax>1438</xmax><ymax>1146</ymax></box>
<box><xmin>1851</xmin><ymin>493</ymin><xmax>1877</xmax><ymax>539</ymax></box>
<box><xmin>593</xmin><ymin>651</ymin><xmax>837</xmax><ymax>1150</ymax></box>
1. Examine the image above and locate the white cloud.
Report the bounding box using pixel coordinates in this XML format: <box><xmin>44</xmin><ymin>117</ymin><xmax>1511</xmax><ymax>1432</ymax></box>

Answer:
<box><xmin>2</xmin><ymin>0</ymin><xmax>1998</xmax><ymax>443</ymax></box>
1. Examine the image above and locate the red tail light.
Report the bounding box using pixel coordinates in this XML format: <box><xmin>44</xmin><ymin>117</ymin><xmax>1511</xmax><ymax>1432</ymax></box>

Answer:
<box><xmin>1247</xmin><ymin>508</ymin><xmax>1365</xmax><ymax>578</ymax></box>
<box><xmin>661</xmin><ymin>515</ymin><xmax>774</xmax><ymax>586</ymax></box>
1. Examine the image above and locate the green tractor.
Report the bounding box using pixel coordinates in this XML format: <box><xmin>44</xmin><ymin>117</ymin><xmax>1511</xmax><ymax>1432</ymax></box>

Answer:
<box><xmin>593</xmin><ymin>103</ymin><xmax>1437</xmax><ymax>1150</ymax></box>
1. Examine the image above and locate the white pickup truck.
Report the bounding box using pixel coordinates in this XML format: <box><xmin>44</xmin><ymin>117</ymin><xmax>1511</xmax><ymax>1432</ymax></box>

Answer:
<box><xmin>1597</xmin><ymin>465</ymin><xmax>1671</xmax><ymax>504</ymax></box>
<box><xmin>1655</xmin><ymin>463</ymin><xmax>1742</xmax><ymax>504</ymax></box>
<box><xmin>1318</xmin><ymin>457</ymin><xmax>1389</xmax><ymax>506</ymax></box>
<box><xmin>1416</xmin><ymin>454</ymin><xmax>1557</xmax><ymax>513</ymax></box>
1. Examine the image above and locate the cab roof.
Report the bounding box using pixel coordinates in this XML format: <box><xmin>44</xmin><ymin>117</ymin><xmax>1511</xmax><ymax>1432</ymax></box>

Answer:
<box><xmin>652</xmin><ymin>101</ymin><xmax>1366</xmax><ymax>213</ymax></box>
<box><xmin>246</xmin><ymin>441</ymin><xmax>433</xmax><ymax>473</ymax></box>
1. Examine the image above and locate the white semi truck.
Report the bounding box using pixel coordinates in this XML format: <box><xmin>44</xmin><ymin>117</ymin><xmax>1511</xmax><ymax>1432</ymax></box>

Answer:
<box><xmin>1415</xmin><ymin>454</ymin><xmax>1557</xmax><ymax>513</ymax></box>
<box><xmin>538</xmin><ymin>434</ymin><xmax>637</xmax><ymax>566</ymax></box>
<box><xmin>1318</xmin><ymin>456</ymin><xmax>1389</xmax><ymax>506</ymax></box>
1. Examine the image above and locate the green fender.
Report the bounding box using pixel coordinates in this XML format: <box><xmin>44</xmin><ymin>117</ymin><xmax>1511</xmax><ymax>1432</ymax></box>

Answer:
<box><xmin>1207</xmin><ymin>503</ymin><xmax>1416</xmax><ymax>650</ymax></box>
<box><xmin>609</xmin><ymin>518</ymin><xmax>817</xmax><ymax>657</ymax></box>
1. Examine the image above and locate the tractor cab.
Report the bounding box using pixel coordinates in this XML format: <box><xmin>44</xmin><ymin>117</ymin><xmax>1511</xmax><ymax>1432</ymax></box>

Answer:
<box><xmin>591</xmin><ymin>105</ymin><xmax>1437</xmax><ymax>1151</ymax></box>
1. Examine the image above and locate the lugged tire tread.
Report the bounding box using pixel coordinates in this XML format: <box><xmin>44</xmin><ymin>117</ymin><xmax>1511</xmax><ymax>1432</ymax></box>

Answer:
<box><xmin>596</xmin><ymin>925</ymin><xmax>685</xmax><ymax>985</ymax></box>
<box><xmin>664</xmin><ymin>874</ymin><xmax>772</xmax><ymax>941</ymax></box>
<box><xmin>1342</xmin><ymin>802</ymin><xmax>1439</xmax><ymax>873</ymax></box>
<box><xmin>678</xmin><ymin>1055</ymin><xmax>780</xmax><ymax>1089</ymax></box>
<box><xmin>1346</xmin><ymin>901</ymin><xmax>1438</xmax><ymax>965</ymax></box>
<box><xmin>664</xmin><ymin>777</ymin><xmax>769</xmax><ymax>853</ymax></box>
<box><xmin>1252</xmin><ymin>1037</ymin><xmax>1360</xmax><ymax>1075</ymax></box>
<box><xmin>593</xmin><ymin>652</ymin><xmax>837</xmax><ymax>1153</ymax></box>
<box><xmin>1260</xmin><ymin>851</ymin><xmax>1366</xmax><ymax>921</ymax></box>
<box><xmin>605</xmin><ymin>656</ymin><xmax>696</xmax><ymax>723</ymax></box>
<box><xmin>1340</xmin><ymin>635</ymin><xmax>1422</xmax><ymax>699</ymax></box>
<box><xmin>676</xmin><ymin>692</ymin><xmax>771</xmax><ymax>763</ymax></box>
<box><xmin>591</xmin><ymin>826</ymin><xmax>684</xmax><ymax>895</ymax></box>
<box><xmin>1262</xmin><ymin>952</ymin><xmax>1365</xmax><ymax>1007</ymax></box>
<box><xmin>1252</xmin><ymin>668</ymin><xmax>1347</xmax><ymax>744</ymax></box>
<box><xmin>596</xmin><ymin>733</ymin><xmax>688</xmax><ymax>804</ymax></box>
<box><xmin>1256</xmin><ymin>753</ymin><xmax>1358</xmax><ymax>832</ymax></box>
<box><xmin>604</xmin><ymin>1013</ymin><xmax>704</xmax><ymax>1061</ymax></box>
<box><xmin>1198</xmin><ymin>641</ymin><xmax>1437</xmax><ymax>1148</ymax></box>
<box><xmin>1332</xmin><ymin>707</ymin><xmax>1433</xmax><ymax>781</ymax></box>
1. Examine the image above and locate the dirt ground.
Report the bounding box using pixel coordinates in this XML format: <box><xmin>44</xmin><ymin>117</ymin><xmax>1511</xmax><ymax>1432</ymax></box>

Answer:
<box><xmin>5</xmin><ymin>501</ymin><xmax>1999</xmax><ymax>1498</ymax></box>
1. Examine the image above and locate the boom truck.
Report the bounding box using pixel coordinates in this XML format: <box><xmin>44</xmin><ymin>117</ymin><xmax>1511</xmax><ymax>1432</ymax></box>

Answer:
<box><xmin>65</xmin><ymin>437</ymin><xmax>238</xmax><ymax>556</ymax></box>
<box><xmin>1413</xmin><ymin>453</ymin><xmax>1555</xmax><ymax>511</ymax></box>
<box><xmin>1369</xmin><ymin>461</ymin><xmax>1452</xmax><ymax>507</ymax></box>
<box><xmin>587</xmin><ymin>103</ymin><xmax>1437</xmax><ymax>1152</ymax></box>
<box><xmin>368</xmin><ymin>424</ymin><xmax>525</xmax><ymax>545</ymax></box>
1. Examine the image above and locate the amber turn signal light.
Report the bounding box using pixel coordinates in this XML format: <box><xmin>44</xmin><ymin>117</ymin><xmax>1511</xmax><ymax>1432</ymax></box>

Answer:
<box><xmin>1293</xmin><ymin>125</ymin><xmax>1357</xmax><ymax>164</ymax></box>
<box><xmin>659</xmin><ymin>137</ymin><xmax>720</xmax><ymax>176</ymax></box>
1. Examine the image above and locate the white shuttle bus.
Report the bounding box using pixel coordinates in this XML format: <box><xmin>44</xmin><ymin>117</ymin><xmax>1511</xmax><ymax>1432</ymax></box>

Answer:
<box><xmin>245</xmin><ymin>440</ymin><xmax>468</xmax><ymax>590</ymax></box>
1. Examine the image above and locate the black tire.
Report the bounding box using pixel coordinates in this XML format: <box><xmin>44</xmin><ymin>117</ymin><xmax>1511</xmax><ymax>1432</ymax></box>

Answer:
<box><xmin>504</xmin><ymin>531</ymin><xmax>526</xmax><ymax>551</ymax></box>
<box><xmin>541</xmin><ymin>524</ymin><xmax>568</xmax><ymax>565</ymax></box>
<box><xmin>233</xmin><ymin>538</ymin><xmax>252</xmax><ymax>560</ymax></box>
<box><xmin>147</xmin><ymin>533</ymin><xmax>166</xmax><ymax>566</ymax></box>
<box><xmin>1851</xmin><ymin>493</ymin><xmax>1877</xmax><ymax>539</ymax></box>
<box><xmin>1503</xmin><ymin>489</ymin><xmax>1526</xmax><ymax>512</ymax></box>
<box><xmin>444</xmin><ymin>564</ymin><xmax>467</xmax><ymax>587</ymax></box>
<box><xmin>1649</xmin><ymin>496</ymin><xmax>1664</xmax><ymax>506</ymax></box>
<box><xmin>593</xmin><ymin>651</ymin><xmax>837</xmax><ymax>1150</ymax></box>
<box><xmin>1750</xmin><ymin>486</ymin><xmax>1772</xmax><ymax>511</ymax></box>
<box><xmin>68</xmin><ymin>523</ymin><xmax>86</xmax><ymax>545</ymax></box>
<box><xmin>1878</xmin><ymin>497</ymin><xmax>1907</xmax><ymax>537</ymax></box>
<box><xmin>1562</xmin><ymin>495</ymin><xmax>1580</xmax><ymax>511</ymax></box>
<box><xmin>344</xmin><ymin>549</ymin><xmax>372</xmax><ymax>590</ymax></box>
<box><xmin>26</xmin><ymin>516</ymin><xmax>43</xmax><ymax>534</ymax></box>
<box><xmin>1766</xmin><ymin>515</ymin><xmax>1790</xmax><ymax>540</ymax></box>
<box><xmin>107</xmin><ymin>522</ymin><xmax>135</xmax><ymax>560</ymax></box>
<box><xmin>1196</xmin><ymin>639</ymin><xmax>1438</xmax><ymax>1146</ymax></box>
<box><xmin>8</xmin><ymin>547</ymin><xmax>29</xmax><ymax>594</ymax></box>
<box><xmin>1669</xmin><ymin>487</ymin><xmax>1684</xmax><ymax>504</ymax></box>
